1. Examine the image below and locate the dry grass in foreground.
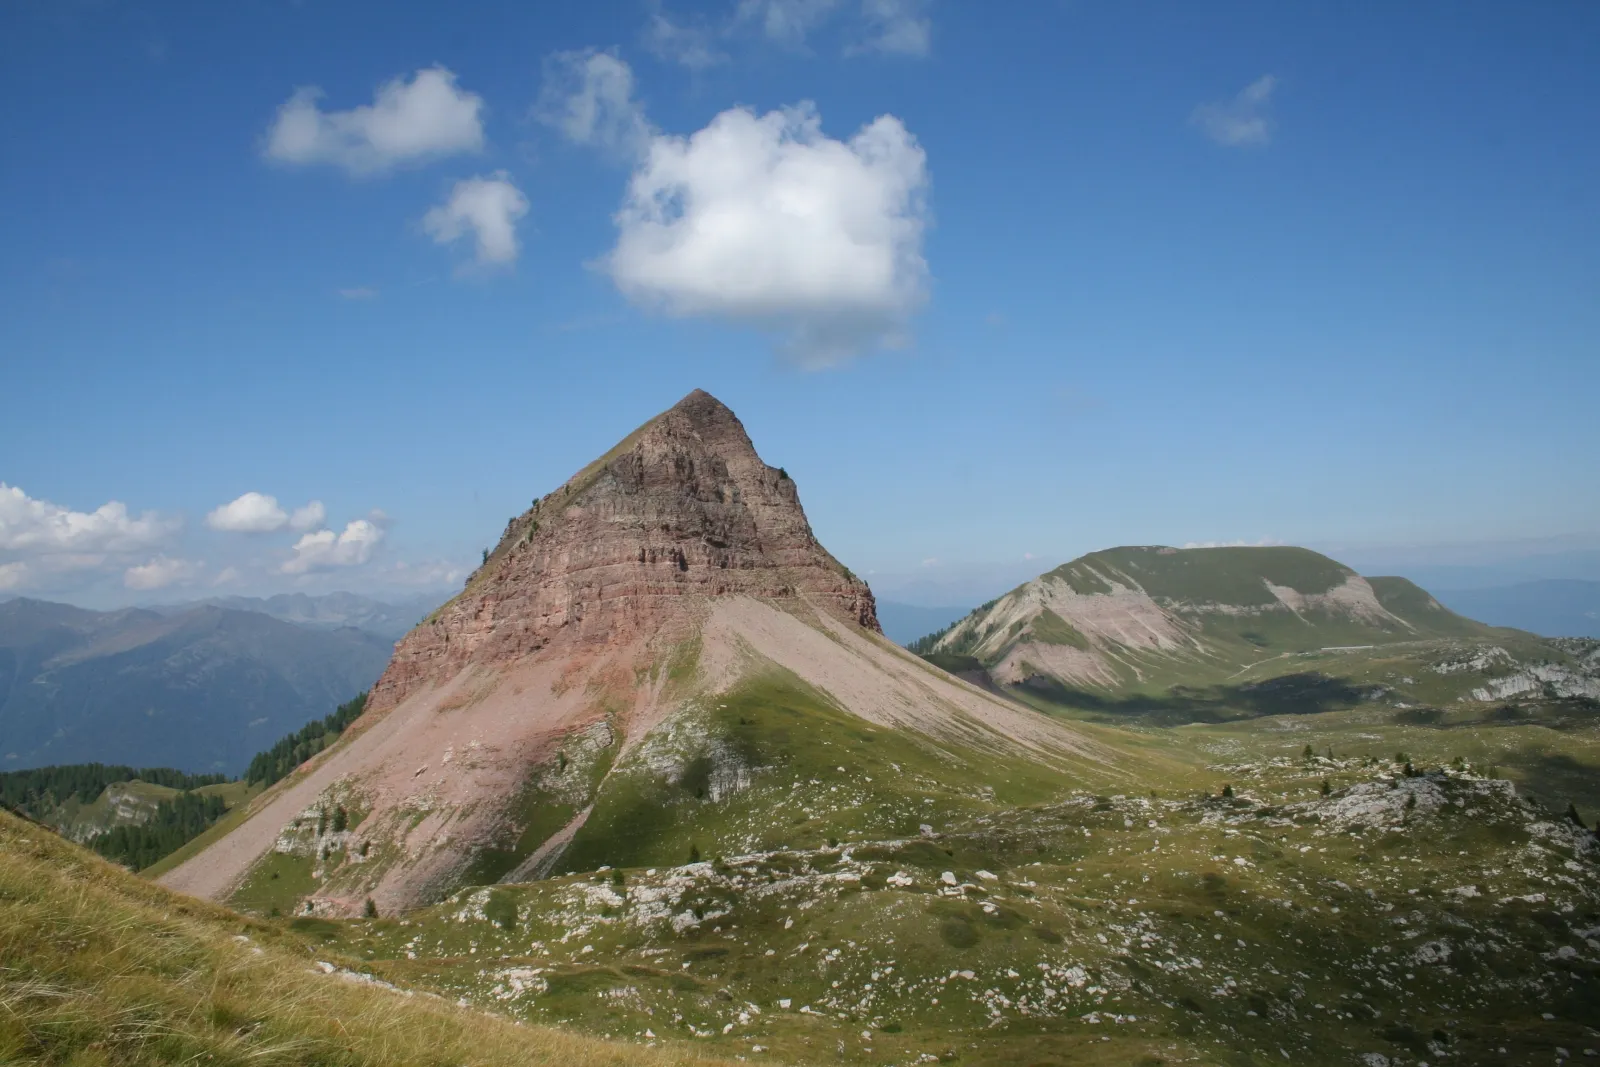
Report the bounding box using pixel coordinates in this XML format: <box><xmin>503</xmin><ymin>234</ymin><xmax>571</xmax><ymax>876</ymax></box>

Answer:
<box><xmin>0</xmin><ymin>808</ymin><xmax>742</xmax><ymax>1067</ymax></box>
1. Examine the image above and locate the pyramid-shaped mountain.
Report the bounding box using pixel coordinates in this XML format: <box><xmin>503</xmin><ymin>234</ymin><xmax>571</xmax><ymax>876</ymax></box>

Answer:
<box><xmin>367</xmin><ymin>389</ymin><xmax>879</xmax><ymax>714</ymax></box>
<box><xmin>161</xmin><ymin>391</ymin><xmax>1107</xmax><ymax>916</ymax></box>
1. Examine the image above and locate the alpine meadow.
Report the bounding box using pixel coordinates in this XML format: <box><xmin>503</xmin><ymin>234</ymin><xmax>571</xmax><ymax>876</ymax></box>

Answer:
<box><xmin>3</xmin><ymin>4</ymin><xmax>1597</xmax><ymax>1067</ymax></box>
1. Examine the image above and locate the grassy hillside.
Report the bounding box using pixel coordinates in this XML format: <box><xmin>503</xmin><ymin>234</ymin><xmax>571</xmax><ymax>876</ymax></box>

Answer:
<box><xmin>296</xmin><ymin>745</ymin><xmax>1600</xmax><ymax>1067</ymax></box>
<box><xmin>919</xmin><ymin>546</ymin><xmax>1591</xmax><ymax>714</ymax></box>
<box><xmin>1048</xmin><ymin>545</ymin><xmax>1356</xmax><ymax>603</ymax></box>
<box><xmin>0</xmin><ymin>806</ymin><xmax>735</xmax><ymax>1067</ymax></box>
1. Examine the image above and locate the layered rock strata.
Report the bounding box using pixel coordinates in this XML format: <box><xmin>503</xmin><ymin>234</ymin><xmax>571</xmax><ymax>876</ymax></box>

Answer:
<box><xmin>368</xmin><ymin>389</ymin><xmax>878</xmax><ymax>713</ymax></box>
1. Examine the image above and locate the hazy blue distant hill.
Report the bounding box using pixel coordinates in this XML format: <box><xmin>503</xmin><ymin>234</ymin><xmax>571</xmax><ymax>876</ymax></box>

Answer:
<box><xmin>0</xmin><ymin>598</ymin><xmax>391</xmax><ymax>774</ymax></box>
<box><xmin>875</xmin><ymin>600</ymin><xmax>972</xmax><ymax>645</ymax></box>
<box><xmin>1433</xmin><ymin>579</ymin><xmax>1600</xmax><ymax>638</ymax></box>
<box><xmin>162</xmin><ymin>591</ymin><xmax>443</xmax><ymax>641</ymax></box>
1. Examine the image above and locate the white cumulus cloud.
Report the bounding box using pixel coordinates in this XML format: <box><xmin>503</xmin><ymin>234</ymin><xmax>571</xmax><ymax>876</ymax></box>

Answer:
<box><xmin>606</xmin><ymin>102</ymin><xmax>930</xmax><ymax>365</ymax></box>
<box><xmin>535</xmin><ymin>49</ymin><xmax>654</xmax><ymax>157</ymax></box>
<box><xmin>1191</xmin><ymin>75</ymin><xmax>1277</xmax><ymax>147</ymax></box>
<box><xmin>282</xmin><ymin>519</ymin><xmax>385</xmax><ymax>575</ymax></box>
<box><xmin>206</xmin><ymin>492</ymin><xmax>287</xmax><ymax>533</ymax></box>
<box><xmin>263</xmin><ymin>66</ymin><xmax>485</xmax><ymax>175</ymax></box>
<box><xmin>206</xmin><ymin>492</ymin><xmax>326</xmax><ymax>534</ymax></box>
<box><xmin>289</xmin><ymin>500</ymin><xmax>326</xmax><ymax>532</ymax></box>
<box><xmin>422</xmin><ymin>172</ymin><xmax>529</xmax><ymax>267</ymax></box>
<box><xmin>125</xmin><ymin>556</ymin><xmax>204</xmax><ymax>591</ymax></box>
<box><xmin>0</xmin><ymin>484</ymin><xmax>179</xmax><ymax>556</ymax></box>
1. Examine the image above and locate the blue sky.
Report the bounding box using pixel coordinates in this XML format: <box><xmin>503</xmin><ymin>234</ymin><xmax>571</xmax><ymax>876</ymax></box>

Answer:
<box><xmin>2</xmin><ymin>0</ymin><xmax>1597</xmax><ymax>608</ymax></box>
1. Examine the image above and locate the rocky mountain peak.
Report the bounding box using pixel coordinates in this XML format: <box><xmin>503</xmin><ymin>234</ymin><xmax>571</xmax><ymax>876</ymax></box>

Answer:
<box><xmin>368</xmin><ymin>389</ymin><xmax>878</xmax><ymax>712</ymax></box>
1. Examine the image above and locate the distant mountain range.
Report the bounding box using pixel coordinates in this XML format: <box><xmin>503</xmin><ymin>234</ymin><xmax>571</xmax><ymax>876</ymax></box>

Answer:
<box><xmin>158</xmin><ymin>591</ymin><xmax>444</xmax><ymax>641</ymax></box>
<box><xmin>0</xmin><ymin>598</ymin><xmax>395</xmax><ymax>775</ymax></box>
<box><xmin>1432</xmin><ymin>579</ymin><xmax>1600</xmax><ymax>638</ymax></box>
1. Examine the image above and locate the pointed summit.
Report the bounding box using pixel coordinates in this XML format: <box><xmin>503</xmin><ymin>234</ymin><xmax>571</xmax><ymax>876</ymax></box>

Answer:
<box><xmin>367</xmin><ymin>390</ymin><xmax>878</xmax><ymax>714</ymax></box>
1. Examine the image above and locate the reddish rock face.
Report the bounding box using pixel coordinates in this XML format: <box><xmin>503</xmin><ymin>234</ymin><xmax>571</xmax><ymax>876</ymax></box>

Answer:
<box><xmin>368</xmin><ymin>389</ymin><xmax>878</xmax><ymax>713</ymax></box>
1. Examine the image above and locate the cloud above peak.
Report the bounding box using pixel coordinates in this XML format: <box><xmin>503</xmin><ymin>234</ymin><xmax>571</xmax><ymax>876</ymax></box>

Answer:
<box><xmin>422</xmin><ymin>172</ymin><xmax>529</xmax><ymax>267</ymax></box>
<box><xmin>206</xmin><ymin>492</ymin><xmax>324</xmax><ymax>534</ymax></box>
<box><xmin>605</xmin><ymin>101</ymin><xmax>931</xmax><ymax>366</ymax></box>
<box><xmin>1192</xmin><ymin>75</ymin><xmax>1277</xmax><ymax>147</ymax></box>
<box><xmin>263</xmin><ymin>66</ymin><xmax>485</xmax><ymax>175</ymax></box>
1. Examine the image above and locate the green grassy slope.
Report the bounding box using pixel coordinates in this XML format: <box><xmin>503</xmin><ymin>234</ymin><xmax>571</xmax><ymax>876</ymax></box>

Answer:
<box><xmin>0</xmin><ymin>807</ymin><xmax>737</xmax><ymax>1067</ymax></box>
<box><xmin>555</xmin><ymin>668</ymin><xmax>1128</xmax><ymax>876</ymax></box>
<box><xmin>1049</xmin><ymin>545</ymin><xmax>1356</xmax><ymax>603</ymax></box>
<box><xmin>306</xmin><ymin>747</ymin><xmax>1600</xmax><ymax>1067</ymax></box>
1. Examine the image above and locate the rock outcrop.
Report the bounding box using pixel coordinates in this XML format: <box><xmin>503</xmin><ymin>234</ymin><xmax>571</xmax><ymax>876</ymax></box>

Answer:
<box><xmin>368</xmin><ymin>389</ymin><xmax>878</xmax><ymax>714</ymax></box>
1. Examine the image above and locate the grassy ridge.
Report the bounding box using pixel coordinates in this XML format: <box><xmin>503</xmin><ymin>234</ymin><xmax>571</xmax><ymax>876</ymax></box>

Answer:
<box><xmin>0</xmin><ymin>807</ymin><xmax>736</xmax><ymax>1067</ymax></box>
<box><xmin>1048</xmin><ymin>545</ymin><xmax>1355</xmax><ymax>604</ymax></box>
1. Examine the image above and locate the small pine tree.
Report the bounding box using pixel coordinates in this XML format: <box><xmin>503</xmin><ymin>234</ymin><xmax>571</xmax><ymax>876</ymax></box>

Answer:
<box><xmin>688</xmin><ymin>843</ymin><xmax>701</xmax><ymax>864</ymax></box>
<box><xmin>1404</xmin><ymin>762</ymin><xmax>1416</xmax><ymax>778</ymax></box>
<box><xmin>1321</xmin><ymin>779</ymin><xmax>1332</xmax><ymax>797</ymax></box>
<box><xmin>1303</xmin><ymin>745</ymin><xmax>1314</xmax><ymax>760</ymax></box>
<box><xmin>332</xmin><ymin>806</ymin><xmax>348</xmax><ymax>833</ymax></box>
<box><xmin>611</xmin><ymin>868</ymin><xmax>625</xmax><ymax>887</ymax></box>
<box><xmin>481</xmin><ymin>548</ymin><xmax>489</xmax><ymax>565</ymax></box>
<box><xmin>1406</xmin><ymin>793</ymin><xmax>1417</xmax><ymax>811</ymax></box>
<box><xmin>316</xmin><ymin>809</ymin><xmax>327</xmax><ymax>836</ymax></box>
<box><xmin>1221</xmin><ymin>783</ymin><xmax>1234</xmax><ymax>798</ymax></box>
<box><xmin>1567</xmin><ymin>803</ymin><xmax>1585</xmax><ymax>826</ymax></box>
<box><xmin>364</xmin><ymin>897</ymin><xmax>378</xmax><ymax>919</ymax></box>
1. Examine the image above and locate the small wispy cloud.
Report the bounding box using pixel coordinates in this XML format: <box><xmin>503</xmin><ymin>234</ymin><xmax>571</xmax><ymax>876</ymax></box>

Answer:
<box><xmin>661</xmin><ymin>0</ymin><xmax>931</xmax><ymax>60</ymax></box>
<box><xmin>643</xmin><ymin>4</ymin><xmax>729</xmax><ymax>70</ymax></box>
<box><xmin>124</xmin><ymin>555</ymin><xmax>204</xmax><ymax>591</ymax></box>
<box><xmin>338</xmin><ymin>286</ymin><xmax>379</xmax><ymax>300</ymax></box>
<box><xmin>1191</xmin><ymin>75</ymin><xmax>1277</xmax><ymax>147</ymax></box>
<box><xmin>851</xmin><ymin>0</ymin><xmax>930</xmax><ymax>56</ymax></box>
<box><xmin>534</xmin><ymin>49</ymin><xmax>654</xmax><ymax>158</ymax></box>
